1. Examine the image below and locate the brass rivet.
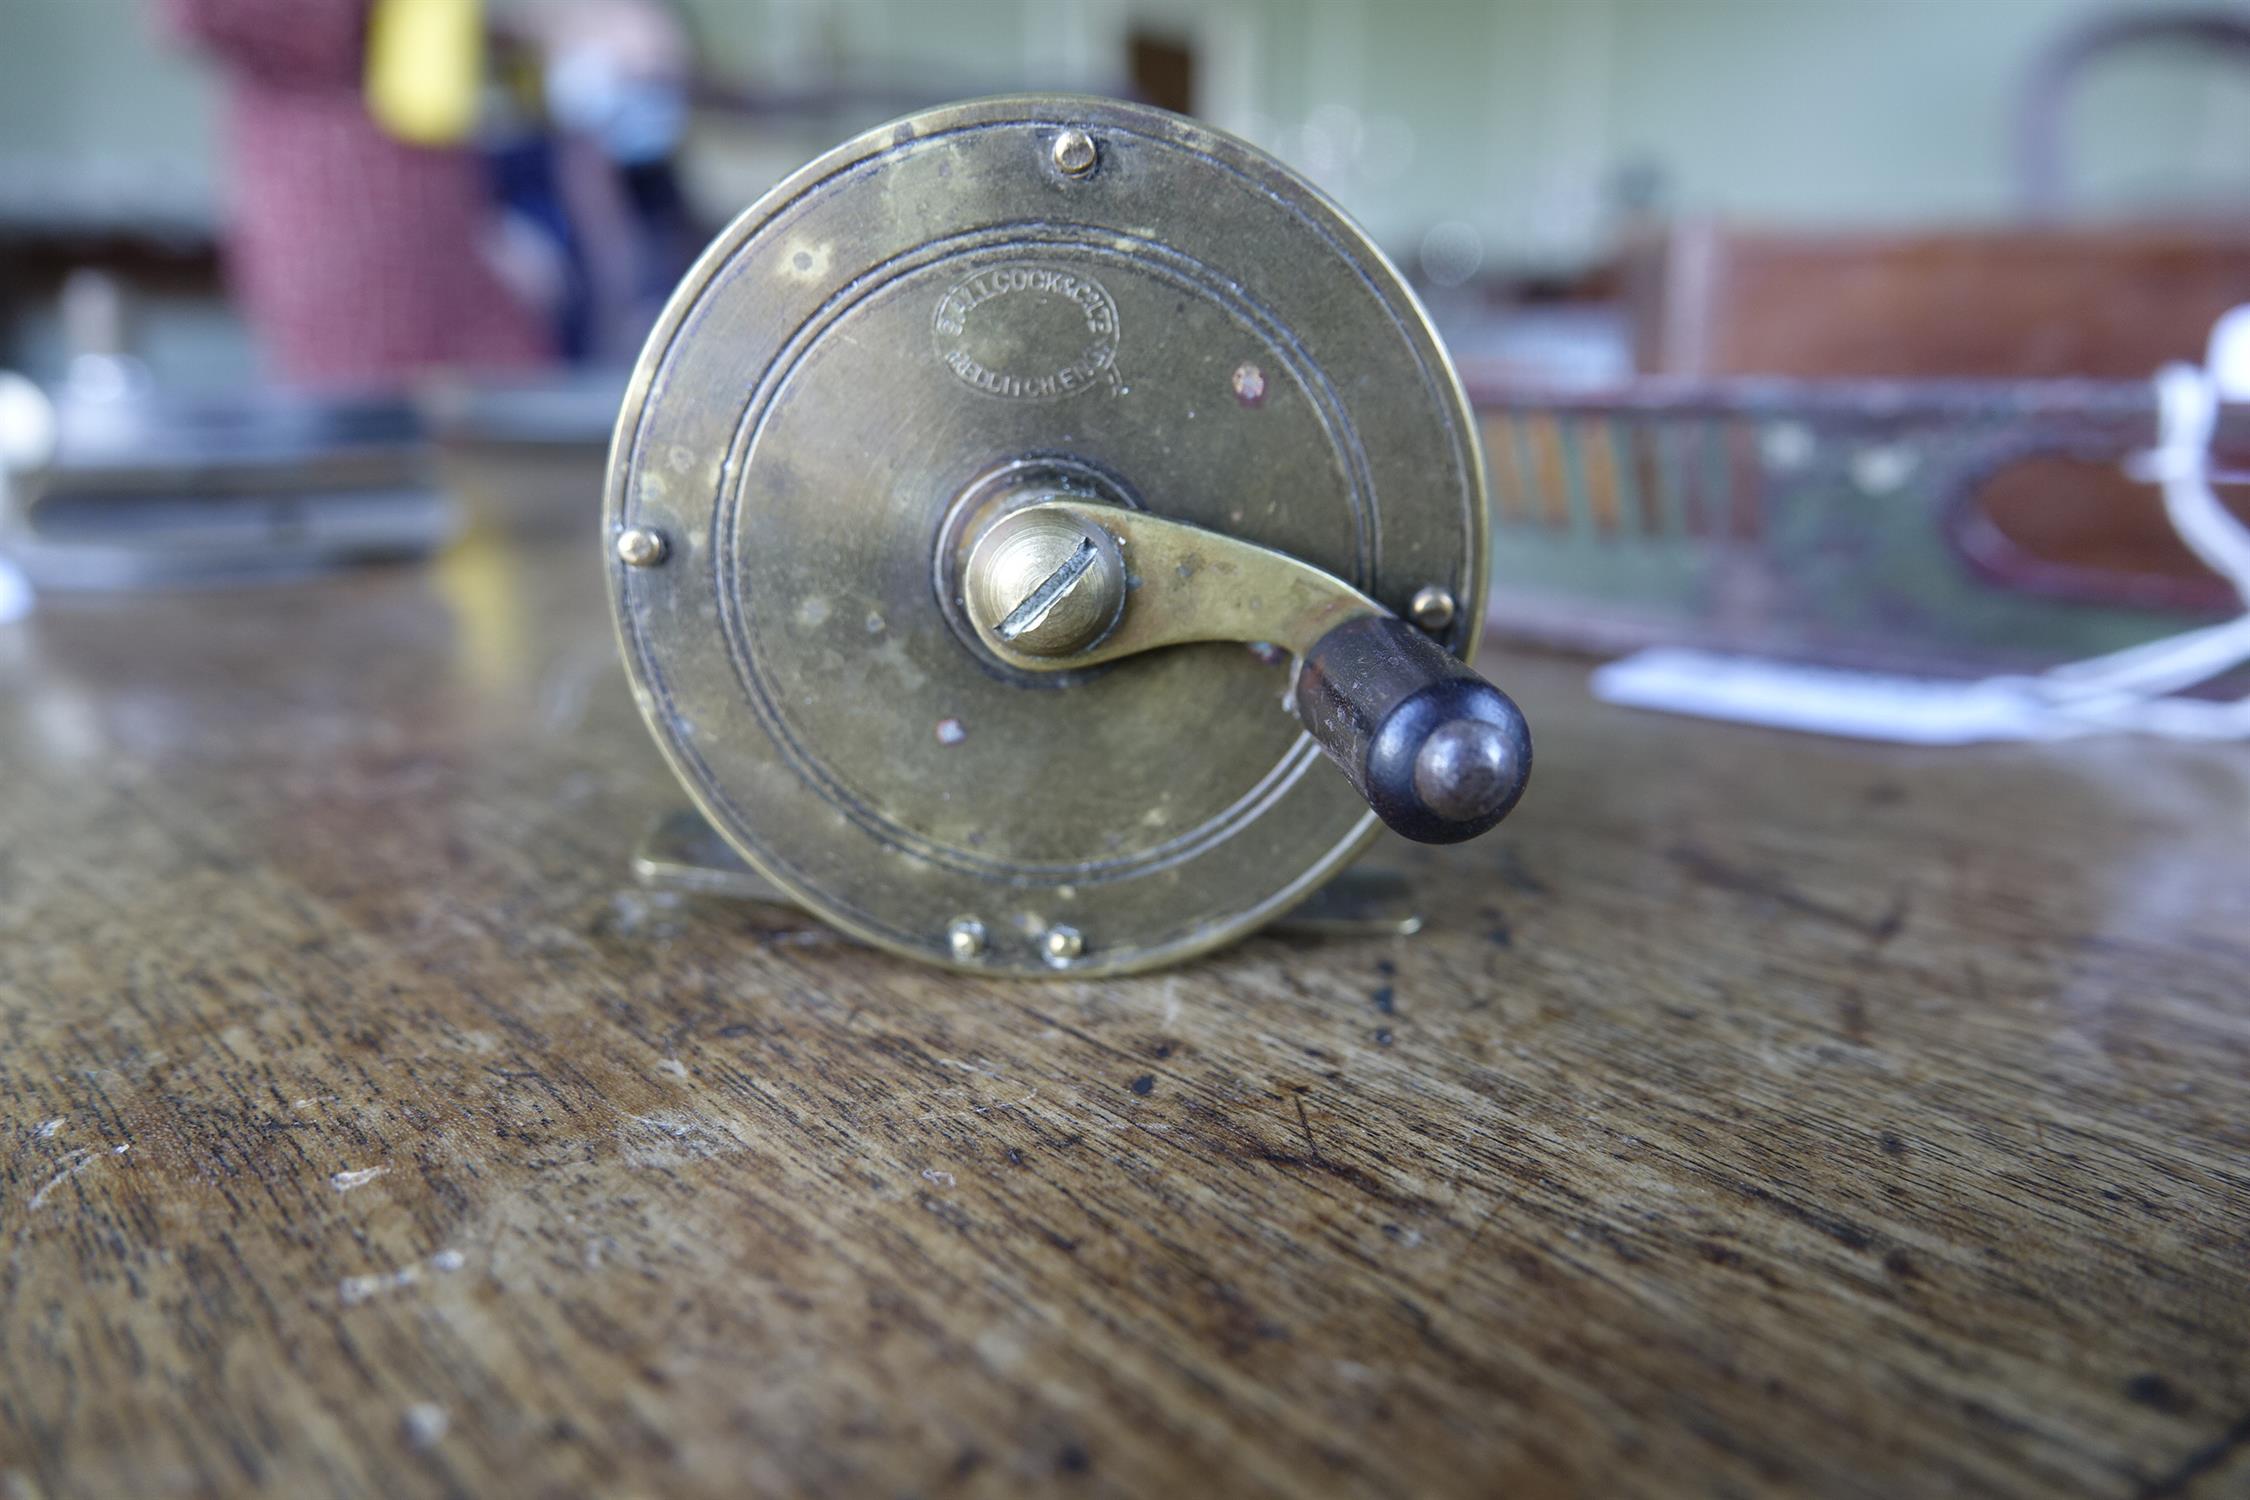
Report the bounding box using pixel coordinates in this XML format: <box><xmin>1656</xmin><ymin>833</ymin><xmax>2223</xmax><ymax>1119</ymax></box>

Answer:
<box><xmin>1051</xmin><ymin>128</ymin><xmax>1098</xmax><ymax>178</ymax></box>
<box><xmin>616</xmin><ymin>527</ymin><xmax>669</xmax><ymax>567</ymax></box>
<box><xmin>1409</xmin><ymin>584</ymin><xmax>1456</xmax><ymax>633</ymax></box>
<box><xmin>946</xmin><ymin>919</ymin><xmax>987</xmax><ymax>960</ymax></box>
<box><xmin>1043</xmin><ymin>926</ymin><xmax>1084</xmax><ymax>963</ymax></box>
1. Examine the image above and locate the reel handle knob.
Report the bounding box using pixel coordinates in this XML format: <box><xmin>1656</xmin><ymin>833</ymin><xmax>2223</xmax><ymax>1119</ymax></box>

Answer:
<box><xmin>1294</xmin><ymin>614</ymin><xmax>1532</xmax><ymax>845</ymax></box>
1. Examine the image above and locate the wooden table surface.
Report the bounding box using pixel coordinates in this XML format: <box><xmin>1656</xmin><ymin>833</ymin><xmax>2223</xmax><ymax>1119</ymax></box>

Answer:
<box><xmin>2</xmin><ymin>530</ymin><xmax>2246</xmax><ymax>1499</ymax></box>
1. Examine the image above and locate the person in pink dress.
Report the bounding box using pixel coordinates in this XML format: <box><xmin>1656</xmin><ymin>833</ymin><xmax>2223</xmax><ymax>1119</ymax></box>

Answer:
<box><xmin>161</xmin><ymin>0</ymin><xmax>553</xmax><ymax>388</ymax></box>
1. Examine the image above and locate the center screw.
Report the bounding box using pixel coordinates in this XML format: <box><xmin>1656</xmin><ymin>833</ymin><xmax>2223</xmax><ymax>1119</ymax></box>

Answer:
<box><xmin>963</xmin><ymin>507</ymin><xmax>1127</xmax><ymax>659</ymax></box>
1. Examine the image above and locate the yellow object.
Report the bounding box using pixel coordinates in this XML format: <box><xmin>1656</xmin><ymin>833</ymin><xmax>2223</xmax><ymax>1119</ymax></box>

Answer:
<box><xmin>365</xmin><ymin>0</ymin><xmax>485</xmax><ymax>147</ymax></box>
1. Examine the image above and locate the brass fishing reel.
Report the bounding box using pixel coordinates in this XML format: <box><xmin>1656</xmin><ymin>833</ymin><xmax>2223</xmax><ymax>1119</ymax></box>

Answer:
<box><xmin>607</xmin><ymin>96</ymin><xmax>1530</xmax><ymax>975</ymax></box>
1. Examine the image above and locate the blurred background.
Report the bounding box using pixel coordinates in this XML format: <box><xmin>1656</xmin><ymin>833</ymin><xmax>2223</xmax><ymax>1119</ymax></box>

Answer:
<box><xmin>10</xmin><ymin>0</ymin><xmax>2250</xmax><ymax>384</ymax></box>
<box><xmin>2</xmin><ymin>0</ymin><xmax>2247</xmax><ymax>673</ymax></box>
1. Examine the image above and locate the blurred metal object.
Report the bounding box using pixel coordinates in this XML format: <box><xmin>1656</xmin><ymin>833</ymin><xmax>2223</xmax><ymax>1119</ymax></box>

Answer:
<box><xmin>418</xmin><ymin>369</ymin><xmax>628</xmax><ymax>537</ymax></box>
<box><xmin>1469</xmin><ymin>371</ymin><xmax>2250</xmax><ymax>671</ymax></box>
<box><xmin>607</xmin><ymin>96</ymin><xmax>1521</xmax><ymax>975</ymax></box>
<box><xmin>58</xmin><ymin>269</ymin><xmax>151</xmax><ymax>402</ymax></box>
<box><xmin>418</xmin><ymin>370</ymin><xmax>631</xmax><ymax>447</ymax></box>
<box><xmin>0</xmin><ymin>381</ymin><xmax>446</xmax><ymax>590</ymax></box>
<box><xmin>628</xmin><ymin>808</ymin><xmax>799</xmax><ymax>905</ymax></box>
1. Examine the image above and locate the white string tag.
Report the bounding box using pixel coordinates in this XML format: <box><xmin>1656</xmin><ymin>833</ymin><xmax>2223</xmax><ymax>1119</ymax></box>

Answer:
<box><xmin>1591</xmin><ymin>650</ymin><xmax>2093</xmax><ymax>745</ymax></box>
<box><xmin>1591</xmin><ymin>307</ymin><xmax>2250</xmax><ymax>745</ymax></box>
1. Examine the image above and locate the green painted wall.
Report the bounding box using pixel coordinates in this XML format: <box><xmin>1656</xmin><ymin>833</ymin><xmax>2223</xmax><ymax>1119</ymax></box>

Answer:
<box><xmin>1</xmin><ymin>0</ymin><xmax>2246</xmax><ymax>266</ymax></box>
<box><xmin>0</xmin><ymin>0</ymin><xmax>221</xmax><ymax>232</ymax></box>
<box><xmin>668</xmin><ymin>0</ymin><xmax>2250</xmax><ymax>269</ymax></box>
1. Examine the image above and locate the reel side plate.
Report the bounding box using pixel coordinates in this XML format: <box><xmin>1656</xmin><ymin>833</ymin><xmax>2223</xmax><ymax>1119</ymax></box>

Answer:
<box><xmin>607</xmin><ymin>96</ymin><xmax>1485</xmax><ymax>975</ymax></box>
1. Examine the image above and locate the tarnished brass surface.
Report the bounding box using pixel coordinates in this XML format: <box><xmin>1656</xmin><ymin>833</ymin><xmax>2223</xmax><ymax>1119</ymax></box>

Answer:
<box><xmin>606</xmin><ymin>95</ymin><xmax>1486</xmax><ymax>975</ymax></box>
<box><xmin>631</xmin><ymin>806</ymin><xmax>1425</xmax><ymax>938</ymax></box>
<box><xmin>965</xmin><ymin>499</ymin><xmax>1382</xmax><ymax>672</ymax></box>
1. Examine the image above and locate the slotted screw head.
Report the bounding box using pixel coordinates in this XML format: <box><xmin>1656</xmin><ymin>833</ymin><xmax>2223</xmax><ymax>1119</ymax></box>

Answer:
<box><xmin>963</xmin><ymin>507</ymin><xmax>1126</xmax><ymax>658</ymax></box>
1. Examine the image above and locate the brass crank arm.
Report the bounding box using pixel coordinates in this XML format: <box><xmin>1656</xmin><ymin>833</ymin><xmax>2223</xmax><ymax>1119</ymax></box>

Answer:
<box><xmin>962</xmin><ymin>499</ymin><xmax>1532</xmax><ymax>844</ymax></box>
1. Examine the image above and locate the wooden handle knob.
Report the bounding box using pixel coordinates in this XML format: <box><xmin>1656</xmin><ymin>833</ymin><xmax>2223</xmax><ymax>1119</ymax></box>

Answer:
<box><xmin>1294</xmin><ymin>615</ymin><xmax>1532</xmax><ymax>844</ymax></box>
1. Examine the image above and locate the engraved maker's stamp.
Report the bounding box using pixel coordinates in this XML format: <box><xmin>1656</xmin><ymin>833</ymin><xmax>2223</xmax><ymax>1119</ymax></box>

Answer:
<box><xmin>932</xmin><ymin>264</ymin><xmax>1120</xmax><ymax>400</ymax></box>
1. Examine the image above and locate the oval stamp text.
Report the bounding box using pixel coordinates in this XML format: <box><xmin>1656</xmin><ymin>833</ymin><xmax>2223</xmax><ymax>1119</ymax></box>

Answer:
<box><xmin>932</xmin><ymin>264</ymin><xmax>1120</xmax><ymax>400</ymax></box>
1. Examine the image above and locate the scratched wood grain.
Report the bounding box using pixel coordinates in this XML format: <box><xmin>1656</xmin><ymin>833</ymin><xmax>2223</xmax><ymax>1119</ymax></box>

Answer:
<box><xmin>1</xmin><ymin>532</ymin><xmax>2246</xmax><ymax>1499</ymax></box>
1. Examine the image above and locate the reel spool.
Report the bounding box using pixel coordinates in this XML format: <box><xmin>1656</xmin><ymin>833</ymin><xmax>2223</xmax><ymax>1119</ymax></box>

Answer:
<box><xmin>607</xmin><ymin>96</ymin><xmax>1531</xmax><ymax>976</ymax></box>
